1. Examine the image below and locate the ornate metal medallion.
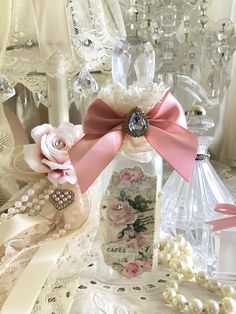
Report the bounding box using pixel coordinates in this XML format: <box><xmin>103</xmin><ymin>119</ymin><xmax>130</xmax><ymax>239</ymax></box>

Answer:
<box><xmin>49</xmin><ymin>189</ymin><xmax>75</xmax><ymax>210</ymax></box>
<box><xmin>125</xmin><ymin>107</ymin><xmax>149</xmax><ymax>137</ymax></box>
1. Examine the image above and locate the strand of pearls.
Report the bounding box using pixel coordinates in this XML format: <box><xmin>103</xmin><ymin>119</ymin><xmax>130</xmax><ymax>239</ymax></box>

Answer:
<box><xmin>159</xmin><ymin>234</ymin><xmax>236</xmax><ymax>314</ymax></box>
<box><xmin>0</xmin><ymin>181</ymin><xmax>82</xmax><ymax>264</ymax></box>
<box><xmin>0</xmin><ymin>178</ymin><xmax>53</xmax><ymax>222</ymax></box>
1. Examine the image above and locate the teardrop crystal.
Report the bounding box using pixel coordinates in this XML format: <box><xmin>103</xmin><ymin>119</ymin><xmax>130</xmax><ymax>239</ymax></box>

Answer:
<box><xmin>126</xmin><ymin>108</ymin><xmax>148</xmax><ymax>137</ymax></box>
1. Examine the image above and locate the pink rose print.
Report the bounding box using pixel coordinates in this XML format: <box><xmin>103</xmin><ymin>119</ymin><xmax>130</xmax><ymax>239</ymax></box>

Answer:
<box><xmin>124</xmin><ymin>234</ymin><xmax>145</xmax><ymax>249</ymax></box>
<box><xmin>124</xmin><ymin>262</ymin><xmax>141</xmax><ymax>278</ymax></box>
<box><xmin>120</xmin><ymin>168</ymin><xmax>143</xmax><ymax>182</ymax></box>
<box><xmin>142</xmin><ymin>260</ymin><xmax>152</xmax><ymax>270</ymax></box>
<box><xmin>24</xmin><ymin>123</ymin><xmax>82</xmax><ymax>184</ymax></box>
<box><xmin>107</xmin><ymin>201</ymin><xmax>137</xmax><ymax>226</ymax></box>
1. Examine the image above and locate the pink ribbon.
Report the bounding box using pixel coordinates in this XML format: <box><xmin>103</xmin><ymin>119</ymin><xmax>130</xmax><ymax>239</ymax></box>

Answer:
<box><xmin>206</xmin><ymin>203</ymin><xmax>236</xmax><ymax>231</ymax></box>
<box><xmin>69</xmin><ymin>91</ymin><xmax>198</xmax><ymax>194</ymax></box>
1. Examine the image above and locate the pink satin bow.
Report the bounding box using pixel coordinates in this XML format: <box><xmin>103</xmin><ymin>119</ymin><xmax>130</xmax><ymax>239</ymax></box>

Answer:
<box><xmin>69</xmin><ymin>91</ymin><xmax>198</xmax><ymax>194</ymax></box>
<box><xmin>206</xmin><ymin>203</ymin><xmax>236</xmax><ymax>231</ymax></box>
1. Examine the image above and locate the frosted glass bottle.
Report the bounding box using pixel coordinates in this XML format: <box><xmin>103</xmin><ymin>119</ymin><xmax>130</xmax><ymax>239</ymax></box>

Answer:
<box><xmin>97</xmin><ymin>150</ymin><xmax>163</xmax><ymax>282</ymax></box>
<box><xmin>96</xmin><ymin>36</ymin><xmax>167</xmax><ymax>282</ymax></box>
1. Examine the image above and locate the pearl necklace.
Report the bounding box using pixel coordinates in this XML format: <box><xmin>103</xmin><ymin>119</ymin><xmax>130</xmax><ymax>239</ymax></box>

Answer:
<box><xmin>0</xmin><ymin>178</ymin><xmax>80</xmax><ymax>263</ymax></box>
<box><xmin>159</xmin><ymin>234</ymin><xmax>236</xmax><ymax>314</ymax></box>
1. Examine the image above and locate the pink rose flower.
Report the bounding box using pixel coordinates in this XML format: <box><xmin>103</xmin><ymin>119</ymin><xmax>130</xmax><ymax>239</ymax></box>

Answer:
<box><xmin>24</xmin><ymin>123</ymin><xmax>81</xmax><ymax>184</ymax></box>
<box><xmin>120</xmin><ymin>168</ymin><xmax>143</xmax><ymax>182</ymax></box>
<box><xmin>124</xmin><ymin>261</ymin><xmax>141</xmax><ymax>278</ymax></box>
<box><xmin>107</xmin><ymin>201</ymin><xmax>136</xmax><ymax>226</ymax></box>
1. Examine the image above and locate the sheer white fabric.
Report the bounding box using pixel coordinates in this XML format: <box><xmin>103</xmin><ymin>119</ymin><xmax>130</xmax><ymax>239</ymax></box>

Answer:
<box><xmin>1</xmin><ymin>0</ymin><xmax>125</xmax><ymax>92</ymax></box>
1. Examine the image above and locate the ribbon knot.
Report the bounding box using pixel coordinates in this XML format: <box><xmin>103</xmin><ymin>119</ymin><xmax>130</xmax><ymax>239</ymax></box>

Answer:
<box><xmin>206</xmin><ymin>203</ymin><xmax>236</xmax><ymax>231</ymax></box>
<box><xmin>69</xmin><ymin>91</ymin><xmax>198</xmax><ymax>194</ymax></box>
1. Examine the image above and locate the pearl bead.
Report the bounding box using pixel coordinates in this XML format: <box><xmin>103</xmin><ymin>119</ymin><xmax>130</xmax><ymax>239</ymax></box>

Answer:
<box><xmin>39</xmin><ymin>200</ymin><xmax>45</xmax><ymax>206</ymax></box>
<box><xmin>19</xmin><ymin>206</ymin><xmax>26</xmax><ymax>212</ymax></box>
<box><xmin>162</xmin><ymin>288</ymin><xmax>176</xmax><ymax>304</ymax></box>
<box><xmin>179</xmin><ymin>255</ymin><xmax>194</xmax><ymax>267</ymax></box>
<box><xmin>15</xmin><ymin>201</ymin><xmax>22</xmax><ymax>208</ymax></box>
<box><xmin>165</xmin><ymin>241</ymin><xmax>179</xmax><ymax>254</ymax></box>
<box><xmin>172</xmin><ymin>294</ymin><xmax>187</xmax><ymax>311</ymax></box>
<box><xmin>8</xmin><ymin>207</ymin><xmax>16</xmax><ymax>214</ymax></box>
<box><xmin>166</xmin><ymin>280</ymin><xmax>178</xmax><ymax>291</ymax></box>
<box><xmin>183</xmin><ymin>267</ymin><xmax>195</xmax><ymax>280</ymax></box>
<box><xmin>170</xmin><ymin>272</ymin><xmax>183</xmax><ymax>281</ymax></box>
<box><xmin>221</xmin><ymin>285</ymin><xmax>235</xmax><ymax>297</ymax></box>
<box><xmin>64</xmin><ymin>224</ymin><xmax>71</xmax><ymax>230</ymax></box>
<box><xmin>34</xmin><ymin>184</ymin><xmax>40</xmax><ymax>189</ymax></box>
<box><xmin>27</xmin><ymin>202</ymin><xmax>33</xmax><ymax>208</ymax></box>
<box><xmin>181</xmin><ymin>242</ymin><xmax>193</xmax><ymax>255</ymax></box>
<box><xmin>207</xmin><ymin>279</ymin><xmax>221</xmax><ymax>292</ymax></box>
<box><xmin>221</xmin><ymin>297</ymin><xmax>236</xmax><ymax>314</ymax></box>
<box><xmin>188</xmin><ymin>298</ymin><xmax>204</xmax><ymax>314</ymax></box>
<box><xmin>1</xmin><ymin>213</ymin><xmax>7</xmax><ymax>219</ymax></box>
<box><xmin>34</xmin><ymin>205</ymin><xmax>41</xmax><ymax>211</ymax></box>
<box><xmin>59</xmin><ymin>229</ymin><xmax>66</xmax><ymax>236</ymax></box>
<box><xmin>175</xmin><ymin>235</ymin><xmax>185</xmax><ymax>245</ymax></box>
<box><xmin>21</xmin><ymin>195</ymin><xmax>29</xmax><ymax>202</ymax></box>
<box><xmin>204</xmin><ymin>300</ymin><xmax>220</xmax><ymax>314</ymax></box>
<box><xmin>52</xmin><ymin>233</ymin><xmax>60</xmax><ymax>240</ymax></box>
<box><xmin>27</xmin><ymin>189</ymin><xmax>35</xmax><ymax>196</ymax></box>
<box><xmin>196</xmin><ymin>271</ymin><xmax>208</xmax><ymax>285</ymax></box>
<box><xmin>169</xmin><ymin>258</ymin><xmax>185</xmax><ymax>272</ymax></box>
<box><xmin>44</xmin><ymin>194</ymin><xmax>49</xmax><ymax>200</ymax></box>
<box><xmin>160</xmin><ymin>234</ymin><xmax>173</xmax><ymax>248</ymax></box>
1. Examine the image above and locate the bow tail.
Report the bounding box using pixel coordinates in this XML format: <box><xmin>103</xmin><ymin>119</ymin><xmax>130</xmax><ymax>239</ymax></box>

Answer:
<box><xmin>145</xmin><ymin>124</ymin><xmax>198</xmax><ymax>182</ymax></box>
<box><xmin>69</xmin><ymin>131</ymin><xmax>125</xmax><ymax>194</ymax></box>
<box><xmin>206</xmin><ymin>216</ymin><xmax>236</xmax><ymax>232</ymax></box>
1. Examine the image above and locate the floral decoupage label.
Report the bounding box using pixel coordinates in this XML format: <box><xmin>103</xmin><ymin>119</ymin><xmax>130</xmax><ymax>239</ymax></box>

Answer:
<box><xmin>100</xmin><ymin>166</ymin><xmax>158</xmax><ymax>279</ymax></box>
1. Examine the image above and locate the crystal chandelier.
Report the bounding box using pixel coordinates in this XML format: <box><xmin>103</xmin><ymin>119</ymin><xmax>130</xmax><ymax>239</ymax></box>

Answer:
<box><xmin>121</xmin><ymin>0</ymin><xmax>236</xmax><ymax>103</ymax></box>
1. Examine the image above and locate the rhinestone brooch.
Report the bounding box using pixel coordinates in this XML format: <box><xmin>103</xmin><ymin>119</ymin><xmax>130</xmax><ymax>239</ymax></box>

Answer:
<box><xmin>125</xmin><ymin>107</ymin><xmax>149</xmax><ymax>137</ymax></box>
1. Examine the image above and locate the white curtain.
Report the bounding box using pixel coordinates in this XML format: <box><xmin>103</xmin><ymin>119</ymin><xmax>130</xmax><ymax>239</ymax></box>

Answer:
<box><xmin>208</xmin><ymin>0</ymin><xmax>236</xmax><ymax>167</ymax></box>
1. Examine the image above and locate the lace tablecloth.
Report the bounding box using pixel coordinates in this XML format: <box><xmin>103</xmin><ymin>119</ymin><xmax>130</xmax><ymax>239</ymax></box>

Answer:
<box><xmin>1</xmin><ymin>164</ymin><xmax>236</xmax><ymax>314</ymax></box>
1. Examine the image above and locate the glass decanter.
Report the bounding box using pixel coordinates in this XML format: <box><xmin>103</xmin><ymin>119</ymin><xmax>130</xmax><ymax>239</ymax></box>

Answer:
<box><xmin>96</xmin><ymin>36</ymin><xmax>165</xmax><ymax>283</ymax></box>
<box><xmin>161</xmin><ymin>104</ymin><xmax>235</xmax><ymax>270</ymax></box>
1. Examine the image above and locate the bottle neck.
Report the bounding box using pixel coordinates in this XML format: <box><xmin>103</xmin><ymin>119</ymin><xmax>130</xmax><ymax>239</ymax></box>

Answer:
<box><xmin>196</xmin><ymin>135</ymin><xmax>213</xmax><ymax>160</ymax></box>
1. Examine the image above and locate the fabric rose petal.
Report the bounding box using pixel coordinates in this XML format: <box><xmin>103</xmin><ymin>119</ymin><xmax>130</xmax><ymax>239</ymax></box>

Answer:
<box><xmin>24</xmin><ymin>122</ymin><xmax>82</xmax><ymax>185</ymax></box>
<box><xmin>69</xmin><ymin>91</ymin><xmax>198</xmax><ymax>194</ymax></box>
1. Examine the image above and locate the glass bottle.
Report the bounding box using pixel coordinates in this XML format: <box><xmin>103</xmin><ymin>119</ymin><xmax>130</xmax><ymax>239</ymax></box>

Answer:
<box><xmin>161</xmin><ymin>104</ymin><xmax>235</xmax><ymax>270</ymax></box>
<box><xmin>96</xmin><ymin>36</ymin><xmax>166</xmax><ymax>283</ymax></box>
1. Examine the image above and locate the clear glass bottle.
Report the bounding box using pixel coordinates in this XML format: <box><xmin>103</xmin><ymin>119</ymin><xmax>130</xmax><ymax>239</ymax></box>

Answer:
<box><xmin>96</xmin><ymin>36</ymin><xmax>166</xmax><ymax>282</ymax></box>
<box><xmin>161</xmin><ymin>104</ymin><xmax>235</xmax><ymax>270</ymax></box>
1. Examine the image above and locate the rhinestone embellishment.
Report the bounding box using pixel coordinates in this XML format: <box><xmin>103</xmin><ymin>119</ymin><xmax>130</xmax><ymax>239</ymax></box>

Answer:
<box><xmin>125</xmin><ymin>107</ymin><xmax>149</xmax><ymax>137</ymax></box>
<box><xmin>49</xmin><ymin>189</ymin><xmax>75</xmax><ymax>210</ymax></box>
